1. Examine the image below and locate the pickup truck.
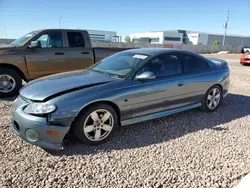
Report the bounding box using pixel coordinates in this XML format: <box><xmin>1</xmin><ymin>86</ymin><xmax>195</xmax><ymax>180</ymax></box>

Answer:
<box><xmin>0</xmin><ymin>29</ymin><xmax>129</xmax><ymax>97</ymax></box>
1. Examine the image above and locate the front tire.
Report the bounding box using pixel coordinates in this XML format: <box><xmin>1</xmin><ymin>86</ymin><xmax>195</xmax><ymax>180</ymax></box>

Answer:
<box><xmin>0</xmin><ymin>68</ymin><xmax>22</xmax><ymax>97</ymax></box>
<box><xmin>72</xmin><ymin>103</ymin><xmax>118</xmax><ymax>145</ymax></box>
<box><xmin>200</xmin><ymin>85</ymin><xmax>222</xmax><ymax>112</ymax></box>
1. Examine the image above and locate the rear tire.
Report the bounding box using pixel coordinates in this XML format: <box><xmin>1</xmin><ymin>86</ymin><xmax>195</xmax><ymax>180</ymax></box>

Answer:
<box><xmin>0</xmin><ymin>68</ymin><xmax>22</xmax><ymax>97</ymax></box>
<box><xmin>200</xmin><ymin>85</ymin><xmax>222</xmax><ymax>112</ymax></box>
<box><xmin>72</xmin><ymin>103</ymin><xmax>118</xmax><ymax>145</ymax></box>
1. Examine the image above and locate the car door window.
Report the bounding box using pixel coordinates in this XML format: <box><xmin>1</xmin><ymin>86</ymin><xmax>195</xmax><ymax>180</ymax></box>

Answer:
<box><xmin>67</xmin><ymin>32</ymin><xmax>85</xmax><ymax>47</ymax></box>
<box><xmin>138</xmin><ymin>54</ymin><xmax>183</xmax><ymax>78</ymax></box>
<box><xmin>183</xmin><ymin>55</ymin><xmax>208</xmax><ymax>73</ymax></box>
<box><xmin>35</xmin><ymin>32</ymin><xmax>63</xmax><ymax>48</ymax></box>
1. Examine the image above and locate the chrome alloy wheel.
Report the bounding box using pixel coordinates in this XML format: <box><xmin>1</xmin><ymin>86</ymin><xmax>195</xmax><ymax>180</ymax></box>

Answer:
<box><xmin>83</xmin><ymin>109</ymin><xmax>114</xmax><ymax>141</ymax></box>
<box><xmin>0</xmin><ymin>74</ymin><xmax>16</xmax><ymax>93</ymax></box>
<box><xmin>207</xmin><ymin>88</ymin><xmax>221</xmax><ymax>110</ymax></box>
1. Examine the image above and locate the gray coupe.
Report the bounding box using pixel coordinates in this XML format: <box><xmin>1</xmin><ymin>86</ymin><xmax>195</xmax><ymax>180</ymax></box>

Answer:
<box><xmin>11</xmin><ymin>48</ymin><xmax>230</xmax><ymax>150</ymax></box>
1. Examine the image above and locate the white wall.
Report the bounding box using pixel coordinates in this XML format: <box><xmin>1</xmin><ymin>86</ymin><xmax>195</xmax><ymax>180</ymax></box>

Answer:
<box><xmin>197</xmin><ymin>33</ymin><xmax>208</xmax><ymax>45</ymax></box>
<box><xmin>187</xmin><ymin>33</ymin><xmax>199</xmax><ymax>45</ymax></box>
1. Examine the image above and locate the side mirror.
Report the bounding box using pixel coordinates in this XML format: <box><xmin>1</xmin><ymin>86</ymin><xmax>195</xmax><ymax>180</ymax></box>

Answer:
<box><xmin>136</xmin><ymin>71</ymin><xmax>156</xmax><ymax>81</ymax></box>
<box><xmin>28</xmin><ymin>41</ymin><xmax>41</xmax><ymax>49</ymax></box>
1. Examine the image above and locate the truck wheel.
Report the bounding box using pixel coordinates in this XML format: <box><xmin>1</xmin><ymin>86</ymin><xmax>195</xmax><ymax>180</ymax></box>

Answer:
<box><xmin>72</xmin><ymin>103</ymin><xmax>118</xmax><ymax>145</ymax></box>
<box><xmin>0</xmin><ymin>68</ymin><xmax>22</xmax><ymax>97</ymax></box>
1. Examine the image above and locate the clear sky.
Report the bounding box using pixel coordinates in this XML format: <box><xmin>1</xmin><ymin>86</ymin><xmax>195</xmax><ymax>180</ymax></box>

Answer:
<box><xmin>0</xmin><ymin>0</ymin><xmax>249</xmax><ymax>40</ymax></box>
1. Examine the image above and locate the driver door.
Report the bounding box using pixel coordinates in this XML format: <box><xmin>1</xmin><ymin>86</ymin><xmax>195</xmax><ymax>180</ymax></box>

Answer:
<box><xmin>130</xmin><ymin>53</ymin><xmax>187</xmax><ymax>118</ymax></box>
<box><xmin>25</xmin><ymin>31</ymin><xmax>68</xmax><ymax>79</ymax></box>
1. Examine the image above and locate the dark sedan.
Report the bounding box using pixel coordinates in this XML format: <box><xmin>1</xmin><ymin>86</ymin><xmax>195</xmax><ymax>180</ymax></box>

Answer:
<box><xmin>11</xmin><ymin>48</ymin><xmax>230</xmax><ymax>150</ymax></box>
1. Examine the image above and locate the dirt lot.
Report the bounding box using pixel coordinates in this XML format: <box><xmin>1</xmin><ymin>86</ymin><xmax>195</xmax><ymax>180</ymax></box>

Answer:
<box><xmin>1</xmin><ymin>54</ymin><xmax>250</xmax><ymax>188</ymax></box>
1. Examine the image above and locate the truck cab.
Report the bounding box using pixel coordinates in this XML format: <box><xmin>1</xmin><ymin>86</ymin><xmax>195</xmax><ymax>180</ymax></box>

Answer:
<box><xmin>0</xmin><ymin>29</ymin><xmax>127</xmax><ymax>97</ymax></box>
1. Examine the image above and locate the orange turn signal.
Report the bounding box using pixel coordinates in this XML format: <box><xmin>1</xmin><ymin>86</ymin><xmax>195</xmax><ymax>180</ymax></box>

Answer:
<box><xmin>47</xmin><ymin>131</ymin><xmax>58</xmax><ymax>135</ymax></box>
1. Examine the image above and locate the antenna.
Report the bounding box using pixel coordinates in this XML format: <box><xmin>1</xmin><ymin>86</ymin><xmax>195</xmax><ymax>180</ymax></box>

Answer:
<box><xmin>222</xmin><ymin>10</ymin><xmax>230</xmax><ymax>45</ymax></box>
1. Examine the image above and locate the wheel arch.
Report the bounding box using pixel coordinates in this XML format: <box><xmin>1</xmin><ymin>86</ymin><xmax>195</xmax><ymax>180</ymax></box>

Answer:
<box><xmin>213</xmin><ymin>83</ymin><xmax>223</xmax><ymax>92</ymax></box>
<box><xmin>202</xmin><ymin>83</ymin><xmax>223</xmax><ymax>101</ymax></box>
<box><xmin>75</xmin><ymin>100</ymin><xmax>121</xmax><ymax>125</ymax></box>
<box><xmin>0</xmin><ymin>63</ymin><xmax>28</xmax><ymax>81</ymax></box>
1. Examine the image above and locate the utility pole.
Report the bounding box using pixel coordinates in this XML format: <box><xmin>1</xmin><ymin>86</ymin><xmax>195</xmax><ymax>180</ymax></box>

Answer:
<box><xmin>222</xmin><ymin>10</ymin><xmax>230</xmax><ymax>46</ymax></box>
<box><xmin>241</xmin><ymin>37</ymin><xmax>244</xmax><ymax>46</ymax></box>
<box><xmin>59</xmin><ymin>16</ymin><xmax>62</xmax><ymax>29</ymax></box>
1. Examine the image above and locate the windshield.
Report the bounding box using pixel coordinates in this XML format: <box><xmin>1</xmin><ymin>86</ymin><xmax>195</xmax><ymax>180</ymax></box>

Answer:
<box><xmin>11</xmin><ymin>30</ymin><xmax>40</xmax><ymax>46</ymax></box>
<box><xmin>90</xmin><ymin>52</ymin><xmax>149</xmax><ymax>78</ymax></box>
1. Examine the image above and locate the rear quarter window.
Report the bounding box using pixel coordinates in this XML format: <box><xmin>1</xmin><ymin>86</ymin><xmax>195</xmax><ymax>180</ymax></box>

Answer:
<box><xmin>183</xmin><ymin>55</ymin><xmax>209</xmax><ymax>73</ymax></box>
<box><xmin>67</xmin><ymin>32</ymin><xmax>85</xmax><ymax>47</ymax></box>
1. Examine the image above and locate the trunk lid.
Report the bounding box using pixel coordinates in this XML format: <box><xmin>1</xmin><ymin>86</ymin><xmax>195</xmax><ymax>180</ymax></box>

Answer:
<box><xmin>208</xmin><ymin>57</ymin><xmax>228</xmax><ymax>69</ymax></box>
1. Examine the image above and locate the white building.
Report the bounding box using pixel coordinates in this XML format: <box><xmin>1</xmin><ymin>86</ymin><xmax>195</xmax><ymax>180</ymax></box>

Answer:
<box><xmin>130</xmin><ymin>31</ymin><xmax>183</xmax><ymax>45</ymax></box>
<box><xmin>130</xmin><ymin>30</ymin><xmax>250</xmax><ymax>46</ymax></box>
<box><xmin>185</xmin><ymin>31</ymin><xmax>250</xmax><ymax>46</ymax></box>
<box><xmin>86</xmin><ymin>29</ymin><xmax>119</xmax><ymax>42</ymax></box>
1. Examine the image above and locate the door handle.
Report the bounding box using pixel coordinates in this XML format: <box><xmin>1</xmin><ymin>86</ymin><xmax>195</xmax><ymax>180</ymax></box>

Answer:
<box><xmin>54</xmin><ymin>52</ymin><xmax>64</xmax><ymax>55</ymax></box>
<box><xmin>81</xmin><ymin>51</ymin><xmax>90</xmax><ymax>54</ymax></box>
<box><xmin>178</xmin><ymin>81</ymin><xmax>185</xmax><ymax>87</ymax></box>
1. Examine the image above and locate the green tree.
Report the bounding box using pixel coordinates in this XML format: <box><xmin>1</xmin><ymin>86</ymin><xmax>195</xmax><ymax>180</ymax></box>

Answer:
<box><xmin>212</xmin><ymin>40</ymin><xmax>220</xmax><ymax>46</ymax></box>
<box><xmin>124</xmin><ymin>36</ymin><xmax>131</xmax><ymax>43</ymax></box>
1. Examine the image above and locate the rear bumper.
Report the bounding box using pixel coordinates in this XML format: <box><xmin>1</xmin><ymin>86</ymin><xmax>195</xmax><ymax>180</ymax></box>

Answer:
<box><xmin>222</xmin><ymin>82</ymin><xmax>230</xmax><ymax>98</ymax></box>
<box><xmin>11</xmin><ymin>105</ymin><xmax>70</xmax><ymax>150</ymax></box>
<box><xmin>240</xmin><ymin>58</ymin><xmax>250</xmax><ymax>64</ymax></box>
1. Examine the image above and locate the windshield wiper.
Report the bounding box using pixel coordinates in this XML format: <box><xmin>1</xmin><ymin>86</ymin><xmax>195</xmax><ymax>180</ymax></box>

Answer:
<box><xmin>91</xmin><ymin>69</ymin><xmax>111</xmax><ymax>77</ymax></box>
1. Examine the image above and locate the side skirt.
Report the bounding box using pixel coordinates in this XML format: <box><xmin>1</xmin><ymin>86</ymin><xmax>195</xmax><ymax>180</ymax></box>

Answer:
<box><xmin>120</xmin><ymin>103</ymin><xmax>201</xmax><ymax>126</ymax></box>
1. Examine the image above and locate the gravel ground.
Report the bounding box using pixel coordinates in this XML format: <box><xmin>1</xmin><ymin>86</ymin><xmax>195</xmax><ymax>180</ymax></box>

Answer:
<box><xmin>1</xmin><ymin>54</ymin><xmax>250</xmax><ymax>188</ymax></box>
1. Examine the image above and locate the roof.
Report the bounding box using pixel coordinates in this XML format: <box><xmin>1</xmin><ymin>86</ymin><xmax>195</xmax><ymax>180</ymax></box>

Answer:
<box><xmin>37</xmin><ymin>29</ymin><xmax>117</xmax><ymax>36</ymax></box>
<box><xmin>123</xmin><ymin>48</ymin><xmax>186</xmax><ymax>55</ymax></box>
<box><xmin>39</xmin><ymin>28</ymin><xmax>88</xmax><ymax>32</ymax></box>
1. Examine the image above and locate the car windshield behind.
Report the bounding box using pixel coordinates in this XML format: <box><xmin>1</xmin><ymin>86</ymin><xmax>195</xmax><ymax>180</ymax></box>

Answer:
<box><xmin>11</xmin><ymin>30</ymin><xmax>40</xmax><ymax>46</ymax></box>
<box><xmin>90</xmin><ymin>52</ymin><xmax>149</xmax><ymax>78</ymax></box>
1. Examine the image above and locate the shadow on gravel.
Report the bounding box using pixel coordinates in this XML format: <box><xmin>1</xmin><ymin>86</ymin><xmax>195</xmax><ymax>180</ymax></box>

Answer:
<box><xmin>32</xmin><ymin>93</ymin><xmax>250</xmax><ymax>156</ymax></box>
<box><xmin>0</xmin><ymin>97</ymin><xmax>16</xmax><ymax>102</ymax></box>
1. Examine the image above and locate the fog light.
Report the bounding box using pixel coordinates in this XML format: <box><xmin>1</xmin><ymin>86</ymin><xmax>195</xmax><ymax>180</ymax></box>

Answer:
<box><xmin>25</xmin><ymin>129</ymin><xmax>39</xmax><ymax>141</ymax></box>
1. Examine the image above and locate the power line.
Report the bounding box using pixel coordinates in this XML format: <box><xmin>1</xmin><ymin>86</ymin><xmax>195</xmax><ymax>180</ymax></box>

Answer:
<box><xmin>222</xmin><ymin>10</ymin><xmax>230</xmax><ymax>45</ymax></box>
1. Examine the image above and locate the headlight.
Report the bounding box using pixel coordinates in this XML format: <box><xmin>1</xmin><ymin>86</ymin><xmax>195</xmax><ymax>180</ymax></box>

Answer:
<box><xmin>24</xmin><ymin>103</ymin><xmax>56</xmax><ymax>115</ymax></box>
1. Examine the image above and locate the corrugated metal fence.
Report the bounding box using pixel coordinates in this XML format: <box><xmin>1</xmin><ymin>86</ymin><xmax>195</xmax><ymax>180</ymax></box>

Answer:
<box><xmin>92</xmin><ymin>42</ymin><xmax>243</xmax><ymax>54</ymax></box>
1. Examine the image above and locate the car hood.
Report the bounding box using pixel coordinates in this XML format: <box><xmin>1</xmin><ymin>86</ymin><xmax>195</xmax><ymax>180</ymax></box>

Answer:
<box><xmin>0</xmin><ymin>44</ymin><xmax>15</xmax><ymax>53</ymax></box>
<box><xmin>20</xmin><ymin>70</ymin><xmax>116</xmax><ymax>101</ymax></box>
